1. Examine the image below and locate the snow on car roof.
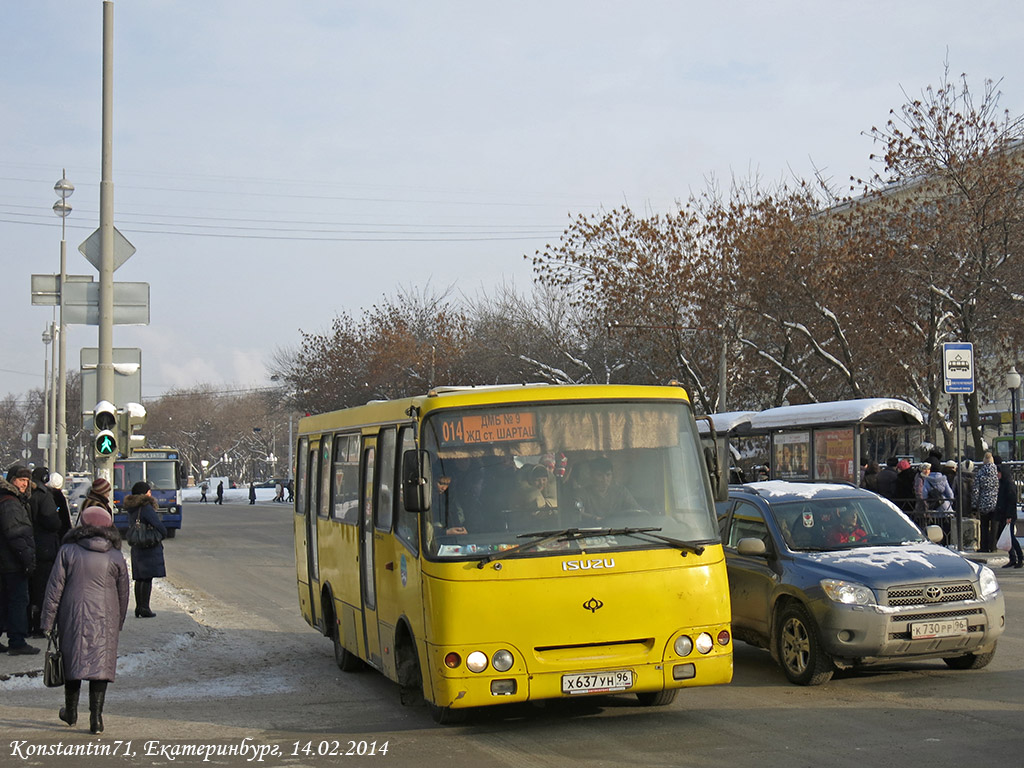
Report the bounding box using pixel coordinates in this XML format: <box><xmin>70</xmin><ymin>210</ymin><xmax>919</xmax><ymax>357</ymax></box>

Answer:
<box><xmin>744</xmin><ymin>480</ymin><xmax>859</xmax><ymax>499</ymax></box>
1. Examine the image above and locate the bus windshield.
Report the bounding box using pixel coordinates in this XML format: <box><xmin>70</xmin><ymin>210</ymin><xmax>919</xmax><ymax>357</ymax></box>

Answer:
<box><xmin>420</xmin><ymin>400</ymin><xmax>717</xmax><ymax>559</ymax></box>
<box><xmin>113</xmin><ymin>458</ymin><xmax>179</xmax><ymax>492</ymax></box>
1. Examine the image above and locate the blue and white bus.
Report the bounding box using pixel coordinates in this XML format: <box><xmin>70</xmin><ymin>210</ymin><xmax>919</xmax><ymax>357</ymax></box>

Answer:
<box><xmin>113</xmin><ymin>447</ymin><xmax>184</xmax><ymax>537</ymax></box>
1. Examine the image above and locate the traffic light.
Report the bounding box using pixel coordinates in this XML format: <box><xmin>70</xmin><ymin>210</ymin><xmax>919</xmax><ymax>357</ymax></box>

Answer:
<box><xmin>93</xmin><ymin>400</ymin><xmax>118</xmax><ymax>457</ymax></box>
<box><xmin>118</xmin><ymin>402</ymin><xmax>147</xmax><ymax>456</ymax></box>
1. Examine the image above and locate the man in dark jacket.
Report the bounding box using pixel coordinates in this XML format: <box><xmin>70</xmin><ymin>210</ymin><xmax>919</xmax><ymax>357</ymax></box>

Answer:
<box><xmin>876</xmin><ymin>457</ymin><xmax>900</xmax><ymax>502</ymax></box>
<box><xmin>0</xmin><ymin>465</ymin><xmax>39</xmax><ymax>654</ymax></box>
<box><xmin>28</xmin><ymin>467</ymin><xmax>63</xmax><ymax>637</ymax></box>
<box><xmin>997</xmin><ymin>464</ymin><xmax>1022</xmax><ymax>568</ymax></box>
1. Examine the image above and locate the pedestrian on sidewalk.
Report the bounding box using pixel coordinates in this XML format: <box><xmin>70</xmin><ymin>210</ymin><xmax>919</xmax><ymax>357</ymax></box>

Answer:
<box><xmin>199</xmin><ymin>482</ymin><xmax>208</xmax><ymax>503</ymax></box>
<box><xmin>0</xmin><ymin>465</ymin><xmax>38</xmax><ymax>655</ymax></box>
<box><xmin>123</xmin><ymin>482</ymin><xmax>166</xmax><ymax>618</ymax></box>
<box><xmin>249</xmin><ymin>481</ymin><xmax>257</xmax><ymax>505</ymax></box>
<box><xmin>80</xmin><ymin>477</ymin><xmax>113</xmax><ymax>525</ymax></box>
<box><xmin>974</xmin><ymin>452</ymin><xmax>999</xmax><ymax>551</ymax></box>
<box><xmin>215</xmin><ymin>481</ymin><xmax>224</xmax><ymax>505</ymax></box>
<box><xmin>41</xmin><ymin>506</ymin><xmax>129</xmax><ymax>734</ymax></box>
<box><xmin>996</xmin><ymin>463</ymin><xmax>1022</xmax><ymax>568</ymax></box>
<box><xmin>27</xmin><ymin>467</ymin><xmax>62</xmax><ymax>638</ymax></box>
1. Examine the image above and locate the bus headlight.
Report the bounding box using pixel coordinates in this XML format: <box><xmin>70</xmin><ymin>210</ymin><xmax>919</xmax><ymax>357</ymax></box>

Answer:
<box><xmin>695</xmin><ymin>633</ymin><xmax>714</xmax><ymax>654</ymax></box>
<box><xmin>491</xmin><ymin>649</ymin><xmax>514</xmax><ymax>672</ymax></box>
<box><xmin>466</xmin><ymin>651</ymin><xmax>488</xmax><ymax>673</ymax></box>
<box><xmin>674</xmin><ymin>635</ymin><xmax>694</xmax><ymax>656</ymax></box>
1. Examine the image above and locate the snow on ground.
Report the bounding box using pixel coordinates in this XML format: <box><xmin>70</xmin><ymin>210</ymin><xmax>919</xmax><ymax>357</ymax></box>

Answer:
<box><xmin>181</xmin><ymin>485</ymin><xmax>287</xmax><ymax>504</ymax></box>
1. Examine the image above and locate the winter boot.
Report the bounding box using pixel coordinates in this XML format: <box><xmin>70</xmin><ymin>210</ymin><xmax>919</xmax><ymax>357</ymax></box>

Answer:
<box><xmin>135</xmin><ymin>580</ymin><xmax>156</xmax><ymax>618</ymax></box>
<box><xmin>89</xmin><ymin>681</ymin><xmax>107</xmax><ymax>734</ymax></box>
<box><xmin>60</xmin><ymin>680</ymin><xmax>81</xmax><ymax>726</ymax></box>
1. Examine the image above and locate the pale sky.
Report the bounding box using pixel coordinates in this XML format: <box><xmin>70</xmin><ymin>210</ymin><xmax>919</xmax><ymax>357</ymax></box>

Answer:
<box><xmin>3</xmin><ymin>1</ymin><xmax>1022</xmax><ymax>406</ymax></box>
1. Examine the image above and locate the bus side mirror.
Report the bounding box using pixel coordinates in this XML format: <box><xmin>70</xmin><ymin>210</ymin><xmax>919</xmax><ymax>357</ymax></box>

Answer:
<box><xmin>704</xmin><ymin>442</ymin><xmax>728</xmax><ymax>503</ymax></box>
<box><xmin>402</xmin><ymin>449</ymin><xmax>432</xmax><ymax>512</ymax></box>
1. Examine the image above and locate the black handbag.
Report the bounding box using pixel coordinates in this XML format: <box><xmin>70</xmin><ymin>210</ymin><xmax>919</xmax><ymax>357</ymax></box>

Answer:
<box><xmin>43</xmin><ymin>632</ymin><xmax>64</xmax><ymax>688</ymax></box>
<box><xmin>126</xmin><ymin>515</ymin><xmax>162</xmax><ymax>548</ymax></box>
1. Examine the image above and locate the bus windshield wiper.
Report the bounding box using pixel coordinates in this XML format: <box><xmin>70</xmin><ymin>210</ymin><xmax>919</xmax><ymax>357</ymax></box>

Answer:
<box><xmin>476</xmin><ymin>528</ymin><xmax>608</xmax><ymax>568</ymax></box>
<box><xmin>611</xmin><ymin>528</ymin><xmax>706</xmax><ymax>556</ymax></box>
<box><xmin>476</xmin><ymin>527</ymin><xmax>704</xmax><ymax>568</ymax></box>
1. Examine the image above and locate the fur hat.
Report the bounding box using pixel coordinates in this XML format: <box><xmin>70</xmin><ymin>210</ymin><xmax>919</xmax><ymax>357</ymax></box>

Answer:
<box><xmin>81</xmin><ymin>506</ymin><xmax>113</xmax><ymax>527</ymax></box>
<box><xmin>47</xmin><ymin>472</ymin><xmax>64</xmax><ymax>490</ymax></box>
<box><xmin>131</xmin><ymin>480</ymin><xmax>151</xmax><ymax>495</ymax></box>
<box><xmin>91</xmin><ymin>477</ymin><xmax>112</xmax><ymax>497</ymax></box>
<box><xmin>6</xmin><ymin>465</ymin><xmax>32</xmax><ymax>482</ymax></box>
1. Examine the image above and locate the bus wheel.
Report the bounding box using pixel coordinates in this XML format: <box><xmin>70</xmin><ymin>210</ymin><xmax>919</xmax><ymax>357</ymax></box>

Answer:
<box><xmin>635</xmin><ymin>689</ymin><xmax>677</xmax><ymax>706</ymax></box>
<box><xmin>333</xmin><ymin>630</ymin><xmax>363</xmax><ymax>672</ymax></box>
<box><xmin>429</xmin><ymin>703</ymin><xmax>468</xmax><ymax>725</ymax></box>
<box><xmin>165</xmin><ymin>528</ymin><xmax>176</xmax><ymax>539</ymax></box>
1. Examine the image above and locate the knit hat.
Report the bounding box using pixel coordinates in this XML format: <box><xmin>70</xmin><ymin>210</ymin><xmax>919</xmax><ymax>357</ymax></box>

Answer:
<box><xmin>897</xmin><ymin>459</ymin><xmax>911</xmax><ymax>471</ymax></box>
<box><xmin>132</xmin><ymin>480</ymin><xmax>151</xmax><ymax>495</ymax></box>
<box><xmin>47</xmin><ymin>472</ymin><xmax>64</xmax><ymax>490</ymax></box>
<box><xmin>81</xmin><ymin>506</ymin><xmax>113</xmax><ymax>527</ymax></box>
<box><xmin>32</xmin><ymin>466</ymin><xmax>50</xmax><ymax>485</ymax></box>
<box><xmin>91</xmin><ymin>477</ymin><xmax>112</xmax><ymax>496</ymax></box>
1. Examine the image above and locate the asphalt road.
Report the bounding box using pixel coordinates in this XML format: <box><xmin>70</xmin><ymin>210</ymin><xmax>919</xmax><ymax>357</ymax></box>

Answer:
<box><xmin>2</xmin><ymin>500</ymin><xmax>1022</xmax><ymax>767</ymax></box>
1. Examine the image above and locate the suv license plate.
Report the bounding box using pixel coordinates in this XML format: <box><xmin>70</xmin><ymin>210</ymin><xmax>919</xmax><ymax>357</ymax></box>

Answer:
<box><xmin>910</xmin><ymin>618</ymin><xmax>968</xmax><ymax>639</ymax></box>
<box><xmin>561</xmin><ymin>670</ymin><xmax>633</xmax><ymax>695</ymax></box>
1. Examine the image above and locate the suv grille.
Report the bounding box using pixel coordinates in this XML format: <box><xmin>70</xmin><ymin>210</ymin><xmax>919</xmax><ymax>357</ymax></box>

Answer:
<box><xmin>886</xmin><ymin>582</ymin><xmax>976</xmax><ymax>607</ymax></box>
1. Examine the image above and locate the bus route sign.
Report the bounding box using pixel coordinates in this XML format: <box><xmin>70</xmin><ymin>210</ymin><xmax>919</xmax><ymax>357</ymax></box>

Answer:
<box><xmin>437</xmin><ymin>411</ymin><xmax>537</xmax><ymax>446</ymax></box>
<box><xmin>943</xmin><ymin>342</ymin><xmax>974</xmax><ymax>394</ymax></box>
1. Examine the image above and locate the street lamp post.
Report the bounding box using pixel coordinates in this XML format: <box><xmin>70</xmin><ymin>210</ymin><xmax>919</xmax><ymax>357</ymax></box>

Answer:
<box><xmin>1006</xmin><ymin>367</ymin><xmax>1021</xmax><ymax>460</ymax></box>
<box><xmin>42</xmin><ymin>327</ymin><xmax>53</xmax><ymax>468</ymax></box>
<box><xmin>53</xmin><ymin>172</ymin><xmax>73</xmax><ymax>477</ymax></box>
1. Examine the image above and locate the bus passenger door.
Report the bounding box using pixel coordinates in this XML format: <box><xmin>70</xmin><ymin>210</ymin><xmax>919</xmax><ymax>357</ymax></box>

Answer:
<box><xmin>294</xmin><ymin>437</ymin><xmax>320</xmax><ymax>627</ymax></box>
<box><xmin>360</xmin><ymin>439</ymin><xmax>382</xmax><ymax>668</ymax></box>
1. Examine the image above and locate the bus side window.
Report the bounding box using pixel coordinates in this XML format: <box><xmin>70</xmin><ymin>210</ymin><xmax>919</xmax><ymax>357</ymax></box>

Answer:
<box><xmin>395</xmin><ymin>427</ymin><xmax>419</xmax><ymax>553</ymax></box>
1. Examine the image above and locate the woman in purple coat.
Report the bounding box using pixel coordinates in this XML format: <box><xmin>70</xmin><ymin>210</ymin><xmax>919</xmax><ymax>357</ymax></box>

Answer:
<box><xmin>41</xmin><ymin>506</ymin><xmax>129</xmax><ymax>734</ymax></box>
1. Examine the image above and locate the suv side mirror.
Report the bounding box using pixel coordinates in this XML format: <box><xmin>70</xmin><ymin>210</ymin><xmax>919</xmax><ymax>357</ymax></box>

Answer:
<box><xmin>736</xmin><ymin>537</ymin><xmax>767</xmax><ymax>557</ymax></box>
<box><xmin>402</xmin><ymin>449</ymin><xmax>432</xmax><ymax>512</ymax></box>
<box><xmin>925</xmin><ymin>524</ymin><xmax>944</xmax><ymax>544</ymax></box>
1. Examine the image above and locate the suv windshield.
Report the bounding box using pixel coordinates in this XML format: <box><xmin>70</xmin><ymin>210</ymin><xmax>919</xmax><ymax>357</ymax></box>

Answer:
<box><xmin>420</xmin><ymin>400</ymin><xmax>717</xmax><ymax>560</ymax></box>
<box><xmin>770</xmin><ymin>495</ymin><xmax>925</xmax><ymax>551</ymax></box>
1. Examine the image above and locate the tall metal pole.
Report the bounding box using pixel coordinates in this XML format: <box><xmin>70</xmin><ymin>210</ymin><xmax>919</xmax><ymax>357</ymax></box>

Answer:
<box><xmin>56</xmin><ymin>183</ymin><xmax>69</xmax><ymax>477</ymax></box>
<box><xmin>48</xmin><ymin>322</ymin><xmax>58</xmax><ymax>469</ymax></box>
<box><xmin>96</xmin><ymin>0</ymin><xmax>116</xmax><ymax>482</ymax></box>
<box><xmin>42</xmin><ymin>328</ymin><xmax>52</xmax><ymax>468</ymax></box>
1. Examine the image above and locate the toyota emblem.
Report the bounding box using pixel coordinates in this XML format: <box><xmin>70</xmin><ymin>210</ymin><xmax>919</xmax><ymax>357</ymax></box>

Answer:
<box><xmin>924</xmin><ymin>585</ymin><xmax>943</xmax><ymax>602</ymax></box>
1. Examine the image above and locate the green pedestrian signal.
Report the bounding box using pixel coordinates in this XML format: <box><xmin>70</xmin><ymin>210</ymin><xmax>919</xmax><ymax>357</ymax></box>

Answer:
<box><xmin>95</xmin><ymin>429</ymin><xmax>117</xmax><ymax>457</ymax></box>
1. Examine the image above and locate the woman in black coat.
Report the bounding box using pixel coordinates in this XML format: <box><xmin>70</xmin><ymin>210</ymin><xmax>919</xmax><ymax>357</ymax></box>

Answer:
<box><xmin>122</xmin><ymin>481</ymin><xmax>167</xmax><ymax>617</ymax></box>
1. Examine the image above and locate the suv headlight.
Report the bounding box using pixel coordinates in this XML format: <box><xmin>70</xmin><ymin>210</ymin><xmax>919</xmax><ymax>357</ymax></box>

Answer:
<box><xmin>821</xmin><ymin>578</ymin><xmax>876</xmax><ymax>606</ymax></box>
<box><xmin>978</xmin><ymin>566</ymin><xmax>1000</xmax><ymax>598</ymax></box>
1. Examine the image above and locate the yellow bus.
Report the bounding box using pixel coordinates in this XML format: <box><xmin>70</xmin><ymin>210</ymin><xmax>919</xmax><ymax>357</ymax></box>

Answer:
<box><xmin>293</xmin><ymin>383</ymin><xmax>733</xmax><ymax>722</ymax></box>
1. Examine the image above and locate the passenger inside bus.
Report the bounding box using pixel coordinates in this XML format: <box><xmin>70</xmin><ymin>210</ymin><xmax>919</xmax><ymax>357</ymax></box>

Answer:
<box><xmin>570</xmin><ymin>457</ymin><xmax>638</xmax><ymax>524</ymax></box>
<box><xmin>516</xmin><ymin>464</ymin><xmax>558</xmax><ymax>518</ymax></box>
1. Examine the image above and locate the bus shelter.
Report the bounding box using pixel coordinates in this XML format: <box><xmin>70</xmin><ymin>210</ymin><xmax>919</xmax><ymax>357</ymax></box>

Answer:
<box><xmin>703</xmin><ymin>398</ymin><xmax>925</xmax><ymax>485</ymax></box>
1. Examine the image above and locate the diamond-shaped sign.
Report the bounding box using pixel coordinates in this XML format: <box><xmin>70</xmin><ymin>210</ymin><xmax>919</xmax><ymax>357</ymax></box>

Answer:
<box><xmin>78</xmin><ymin>226</ymin><xmax>135</xmax><ymax>272</ymax></box>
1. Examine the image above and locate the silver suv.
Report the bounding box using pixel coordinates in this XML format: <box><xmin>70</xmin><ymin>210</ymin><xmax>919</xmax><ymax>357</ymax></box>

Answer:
<box><xmin>718</xmin><ymin>481</ymin><xmax>1004</xmax><ymax>685</ymax></box>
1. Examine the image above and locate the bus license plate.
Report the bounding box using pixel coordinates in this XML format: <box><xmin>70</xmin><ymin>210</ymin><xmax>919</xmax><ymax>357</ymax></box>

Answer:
<box><xmin>910</xmin><ymin>618</ymin><xmax>968</xmax><ymax>639</ymax></box>
<box><xmin>561</xmin><ymin>670</ymin><xmax>633</xmax><ymax>695</ymax></box>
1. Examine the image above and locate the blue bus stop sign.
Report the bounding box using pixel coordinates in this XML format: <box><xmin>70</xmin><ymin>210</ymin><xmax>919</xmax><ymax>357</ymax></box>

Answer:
<box><xmin>943</xmin><ymin>342</ymin><xmax>974</xmax><ymax>394</ymax></box>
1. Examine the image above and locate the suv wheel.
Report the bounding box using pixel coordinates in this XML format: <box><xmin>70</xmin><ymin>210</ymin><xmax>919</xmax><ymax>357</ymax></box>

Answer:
<box><xmin>776</xmin><ymin>604</ymin><xmax>834</xmax><ymax>686</ymax></box>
